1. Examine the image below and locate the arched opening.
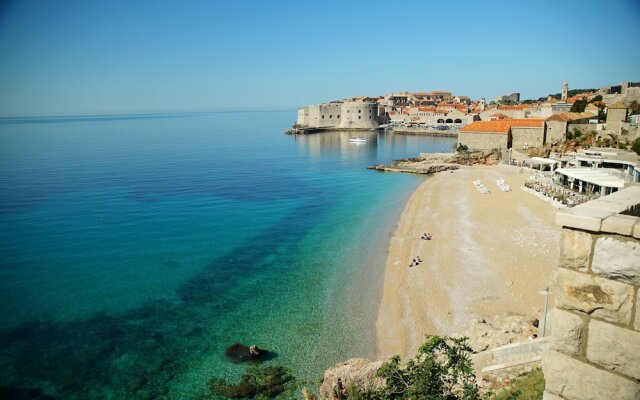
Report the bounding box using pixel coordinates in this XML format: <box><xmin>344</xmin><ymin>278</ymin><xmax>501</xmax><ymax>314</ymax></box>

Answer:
<box><xmin>454</xmin><ymin>118</ymin><xmax>462</xmax><ymax>123</ymax></box>
<box><xmin>437</xmin><ymin>119</ymin><xmax>445</xmax><ymax>123</ymax></box>
<box><xmin>445</xmin><ymin>118</ymin><xmax>453</xmax><ymax>123</ymax></box>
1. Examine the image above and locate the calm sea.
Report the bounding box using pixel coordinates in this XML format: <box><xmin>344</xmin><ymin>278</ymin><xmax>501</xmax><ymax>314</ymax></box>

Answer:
<box><xmin>0</xmin><ymin>111</ymin><xmax>455</xmax><ymax>399</ymax></box>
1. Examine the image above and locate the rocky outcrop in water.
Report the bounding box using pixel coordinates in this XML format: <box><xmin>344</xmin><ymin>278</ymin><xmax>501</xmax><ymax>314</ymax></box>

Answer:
<box><xmin>319</xmin><ymin>358</ymin><xmax>385</xmax><ymax>400</ymax></box>
<box><xmin>225</xmin><ymin>343</ymin><xmax>271</xmax><ymax>363</ymax></box>
<box><xmin>368</xmin><ymin>150</ymin><xmax>500</xmax><ymax>175</ymax></box>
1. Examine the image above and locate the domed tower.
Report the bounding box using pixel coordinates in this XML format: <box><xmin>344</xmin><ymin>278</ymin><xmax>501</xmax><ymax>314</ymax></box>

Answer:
<box><xmin>561</xmin><ymin>81</ymin><xmax>569</xmax><ymax>101</ymax></box>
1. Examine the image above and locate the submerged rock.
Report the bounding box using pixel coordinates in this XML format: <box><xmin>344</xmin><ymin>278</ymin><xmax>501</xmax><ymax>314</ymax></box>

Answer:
<box><xmin>210</xmin><ymin>365</ymin><xmax>294</xmax><ymax>399</ymax></box>
<box><xmin>225</xmin><ymin>343</ymin><xmax>270</xmax><ymax>363</ymax></box>
<box><xmin>320</xmin><ymin>358</ymin><xmax>384</xmax><ymax>400</ymax></box>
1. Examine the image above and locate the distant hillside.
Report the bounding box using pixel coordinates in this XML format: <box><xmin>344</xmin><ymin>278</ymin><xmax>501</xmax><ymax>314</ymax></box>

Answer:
<box><xmin>541</xmin><ymin>88</ymin><xmax>597</xmax><ymax>101</ymax></box>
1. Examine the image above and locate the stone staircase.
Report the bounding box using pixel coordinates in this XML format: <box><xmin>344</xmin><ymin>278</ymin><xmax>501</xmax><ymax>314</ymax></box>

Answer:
<box><xmin>472</xmin><ymin>337</ymin><xmax>547</xmax><ymax>389</ymax></box>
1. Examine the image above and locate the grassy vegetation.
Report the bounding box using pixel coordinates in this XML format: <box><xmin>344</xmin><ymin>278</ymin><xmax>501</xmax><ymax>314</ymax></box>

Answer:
<box><xmin>490</xmin><ymin>369</ymin><xmax>545</xmax><ymax>400</ymax></box>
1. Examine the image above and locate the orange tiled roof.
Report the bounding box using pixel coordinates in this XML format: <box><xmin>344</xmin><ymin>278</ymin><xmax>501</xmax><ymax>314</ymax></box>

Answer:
<box><xmin>460</xmin><ymin>119</ymin><xmax>544</xmax><ymax>133</ymax></box>
<box><xmin>489</xmin><ymin>113</ymin><xmax>510</xmax><ymax>119</ymax></box>
<box><xmin>545</xmin><ymin>112</ymin><xmax>596</xmax><ymax>122</ymax></box>
<box><xmin>418</xmin><ymin>107</ymin><xmax>436</xmax><ymax>112</ymax></box>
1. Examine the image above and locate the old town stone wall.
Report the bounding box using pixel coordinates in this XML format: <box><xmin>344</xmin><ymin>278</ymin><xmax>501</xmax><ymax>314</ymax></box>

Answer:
<box><xmin>542</xmin><ymin>186</ymin><xmax>640</xmax><ymax>399</ymax></box>
<box><xmin>458</xmin><ymin>131</ymin><xmax>508</xmax><ymax>150</ymax></box>
<box><xmin>511</xmin><ymin>126</ymin><xmax>544</xmax><ymax>149</ymax></box>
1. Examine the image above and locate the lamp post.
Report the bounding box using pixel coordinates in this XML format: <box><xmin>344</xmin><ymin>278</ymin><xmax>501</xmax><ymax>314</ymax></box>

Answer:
<box><xmin>539</xmin><ymin>287</ymin><xmax>550</xmax><ymax>337</ymax></box>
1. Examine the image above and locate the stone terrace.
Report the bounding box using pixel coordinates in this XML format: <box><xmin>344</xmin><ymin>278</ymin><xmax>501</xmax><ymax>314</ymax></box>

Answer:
<box><xmin>542</xmin><ymin>186</ymin><xmax>640</xmax><ymax>399</ymax></box>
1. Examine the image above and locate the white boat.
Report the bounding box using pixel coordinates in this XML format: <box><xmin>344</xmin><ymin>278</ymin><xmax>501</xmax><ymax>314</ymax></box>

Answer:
<box><xmin>349</xmin><ymin>137</ymin><xmax>370</xmax><ymax>143</ymax></box>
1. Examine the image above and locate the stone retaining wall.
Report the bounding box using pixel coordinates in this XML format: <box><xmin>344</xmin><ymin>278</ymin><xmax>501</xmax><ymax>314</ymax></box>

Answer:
<box><xmin>542</xmin><ymin>186</ymin><xmax>640</xmax><ymax>399</ymax></box>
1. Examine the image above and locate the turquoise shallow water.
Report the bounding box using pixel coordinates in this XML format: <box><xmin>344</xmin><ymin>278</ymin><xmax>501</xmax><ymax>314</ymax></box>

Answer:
<box><xmin>0</xmin><ymin>111</ymin><xmax>455</xmax><ymax>399</ymax></box>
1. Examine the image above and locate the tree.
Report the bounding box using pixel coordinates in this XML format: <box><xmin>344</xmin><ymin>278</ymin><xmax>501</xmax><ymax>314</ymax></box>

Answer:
<box><xmin>629</xmin><ymin>100</ymin><xmax>640</xmax><ymax>115</ymax></box>
<box><xmin>598</xmin><ymin>108</ymin><xmax>607</xmax><ymax>122</ymax></box>
<box><xmin>362</xmin><ymin>336</ymin><xmax>480</xmax><ymax>400</ymax></box>
<box><xmin>632</xmin><ymin>138</ymin><xmax>640</xmax><ymax>155</ymax></box>
<box><xmin>570</xmin><ymin>99</ymin><xmax>587</xmax><ymax>113</ymax></box>
<box><xmin>588</xmin><ymin>95</ymin><xmax>602</xmax><ymax>103</ymax></box>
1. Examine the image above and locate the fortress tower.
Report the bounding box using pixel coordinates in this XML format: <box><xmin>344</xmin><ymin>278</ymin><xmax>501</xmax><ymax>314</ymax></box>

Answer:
<box><xmin>561</xmin><ymin>81</ymin><xmax>569</xmax><ymax>101</ymax></box>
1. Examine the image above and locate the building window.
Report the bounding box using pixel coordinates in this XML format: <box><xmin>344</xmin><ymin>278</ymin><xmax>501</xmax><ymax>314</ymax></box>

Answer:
<box><xmin>358</xmin><ymin>116</ymin><xmax>361</xmax><ymax>119</ymax></box>
<box><xmin>358</xmin><ymin>110</ymin><xmax>361</xmax><ymax>113</ymax></box>
<box><xmin>329</xmin><ymin>115</ymin><xmax>332</xmax><ymax>119</ymax></box>
<box><xmin>322</xmin><ymin>115</ymin><xmax>324</xmax><ymax>119</ymax></box>
<box><xmin>337</xmin><ymin>115</ymin><xmax>340</xmax><ymax>118</ymax></box>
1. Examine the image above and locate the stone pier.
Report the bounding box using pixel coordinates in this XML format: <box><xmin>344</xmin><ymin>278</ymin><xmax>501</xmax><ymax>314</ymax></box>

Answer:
<box><xmin>542</xmin><ymin>186</ymin><xmax>640</xmax><ymax>399</ymax></box>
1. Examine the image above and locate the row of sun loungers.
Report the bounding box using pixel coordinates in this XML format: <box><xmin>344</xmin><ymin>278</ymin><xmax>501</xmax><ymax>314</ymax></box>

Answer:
<box><xmin>474</xmin><ymin>178</ymin><xmax>512</xmax><ymax>194</ymax></box>
<box><xmin>473</xmin><ymin>180</ymin><xmax>490</xmax><ymax>194</ymax></box>
<box><xmin>496</xmin><ymin>178</ymin><xmax>511</xmax><ymax>192</ymax></box>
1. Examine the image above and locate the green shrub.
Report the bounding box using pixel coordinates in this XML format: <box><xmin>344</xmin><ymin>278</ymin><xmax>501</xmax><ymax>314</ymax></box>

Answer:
<box><xmin>491</xmin><ymin>368</ymin><xmax>545</xmax><ymax>400</ymax></box>
<box><xmin>565</xmin><ymin>131</ymin><xmax>573</xmax><ymax>140</ymax></box>
<box><xmin>632</xmin><ymin>138</ymin><xmax>640</xmax><ymax>155</ymax></box>
<box><xmin>357</xmin><ymin>336</ymin><xmax>480</xmax><ymax>400</ymax></box>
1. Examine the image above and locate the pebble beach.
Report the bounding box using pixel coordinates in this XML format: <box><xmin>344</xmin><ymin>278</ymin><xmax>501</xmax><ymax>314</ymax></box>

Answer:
<box><xmin>376</xmin><ymin>165</ymin><xmax>561</xmax><ymax>360</ymax></box>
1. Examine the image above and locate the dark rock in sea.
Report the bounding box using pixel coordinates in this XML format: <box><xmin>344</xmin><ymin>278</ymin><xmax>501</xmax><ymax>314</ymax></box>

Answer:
<box><xmin>225</xmin><ymin>343</ymin><xmax>271</xmax><ymax>363</ymax></box>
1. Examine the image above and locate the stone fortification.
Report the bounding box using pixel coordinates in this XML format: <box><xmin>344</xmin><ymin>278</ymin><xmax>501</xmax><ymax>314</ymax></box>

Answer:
<box><xmin>542</xmin><ymin>186</ymin><xmax>640</xmax><ymax>399</ymax></box>
<box><xmin>339</xmin><ymin>101</ymin><xmax>379</xmax><ymax>129</ymax></box>
<box><xmin>296</xmin><ymin>101</ymin><xmax>381</xmax><ymax>130</ymax></box>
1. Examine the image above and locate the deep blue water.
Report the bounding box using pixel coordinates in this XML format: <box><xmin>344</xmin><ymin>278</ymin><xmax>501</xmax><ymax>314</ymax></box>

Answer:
<box><xmin>0</xmin><ymin>111</ymin><xmax>455</xmax><ymax>399</ymax></box>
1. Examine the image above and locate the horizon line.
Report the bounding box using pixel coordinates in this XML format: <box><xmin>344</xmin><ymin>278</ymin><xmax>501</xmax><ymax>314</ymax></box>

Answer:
<box><xmin>0</xmin><ymin>107</ymin><xmax>298</xmax><ymax>120</ymax></box>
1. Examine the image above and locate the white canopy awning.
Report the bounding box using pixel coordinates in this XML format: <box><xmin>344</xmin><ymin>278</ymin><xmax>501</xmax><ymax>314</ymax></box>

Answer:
<box><xmin>555</xmin><ymin>168</ymin><xmax>625</xmax><ymax>188</ymax></box>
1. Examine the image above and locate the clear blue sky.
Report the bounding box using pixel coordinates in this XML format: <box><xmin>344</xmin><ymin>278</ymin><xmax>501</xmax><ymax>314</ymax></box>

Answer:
<box><xmin>1</xmin><ymin>0</ymin><xmax>639</xmax><ymax>116</ymax></box>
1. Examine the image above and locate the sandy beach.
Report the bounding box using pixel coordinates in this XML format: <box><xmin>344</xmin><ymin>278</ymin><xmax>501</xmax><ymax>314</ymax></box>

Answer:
<box><xmin>376</xmin><ymin>165</ymin><xmax>561</xmax><ymax>360</ymax></box>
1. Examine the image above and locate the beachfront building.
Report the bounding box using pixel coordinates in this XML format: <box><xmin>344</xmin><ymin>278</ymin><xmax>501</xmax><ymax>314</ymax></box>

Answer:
<box><xmin>458</xmin><ymin>119</ymin><xmax>545</xmax><ymax>150</ymax></box>
<box><xmin>545</xmin><ymin>112</ymin><xmax>598</xmax><ymax>144</ymax></box>
<box><xmin>553</xmin><ymin>147</ymin><xmax>640</xmax><ymax>182</ymax></box>
<box><xmin>553</xmin><ymin>168</ymin><xmax>625</xmax><ymax>197</ymax></box>
<box><xmin>548</xmin><ymin>147</ymin><xmax>640</xmax><ymax>200</ymax></box>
